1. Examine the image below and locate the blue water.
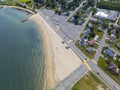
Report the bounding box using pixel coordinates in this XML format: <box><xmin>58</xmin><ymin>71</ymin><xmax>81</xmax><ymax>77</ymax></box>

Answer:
<box><xmin>0</xmin><ymin>7</ymin><xmax>44</xmax><ymax>90</ymax></box>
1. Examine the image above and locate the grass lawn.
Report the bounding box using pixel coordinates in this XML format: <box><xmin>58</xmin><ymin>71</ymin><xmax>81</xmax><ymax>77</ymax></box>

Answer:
<box><xmin>18</xmin><ymin>0</ymin><xmax>31</xmax><ymax>3</ymax></box>
<box><xmin>72</xmin><ymin>72</ymin><xmax>107</xmax><ymax>90</ymax></box>
<box><xmin>75</xmin><ymin>40</ymin><xmax>96</xmax><ymax>59</ymax></box>
<box><xmin>80</xmin><ymin>33</ymin><xmax>84</xmax><ymax>37</ymax></box>
<box><xmin>98</xmin><ymin>57</ymin><xmax>120</xmax><ymax>85</ymax></box>
<box><xmin>83</xmin><ymin>22</ymin><xmax>104</xmax><ymax>41</ymax></box>
<box><xmin>106</xmin><ymin>39</ymin><xmax>120</xmax><ymax>52</ymax></box>
<box><xmin>92</xmin><ymin>24</ymin><xmax>104</xmax><ymax>40</ymax></box>
<box><xmin>101</xmin><ymin>47</ymin><xmax>120</xmax><ymax>66</ymax></box>
<box><xmin>117</xmin><ymin>18</ymin><xmax>120</xmax><ymax>25</ymax></box>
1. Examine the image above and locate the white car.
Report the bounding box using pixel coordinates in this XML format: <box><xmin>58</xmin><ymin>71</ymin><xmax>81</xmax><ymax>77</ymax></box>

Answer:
<box><xmin>114</xmin><ymin>86</ymin><xmax>118</xmax><ymax>90</ymax></box>
<box><xmin>65</xmin><ymin>45</ymin><xmax>70</xmax><ymax>49</ymax></box>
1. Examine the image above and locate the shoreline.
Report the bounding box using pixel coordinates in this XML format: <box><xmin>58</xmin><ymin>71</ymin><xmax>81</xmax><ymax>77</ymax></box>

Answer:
<box><xmin>0</xmin><ymin>5</ymin><xmax>35</xmax><ymax>14</ymax></box>
<box><xmin>29</xmin><ymin>13</ymin><xmax>82</xmax><ymax>90</ymax></box>
<box><xmin>2</xmin><ymin>6</ymin><xmax>82</xmax><ymax>90</ymax></box>
<box><xmin>29</xmin><ymin>14</ymin><xmax>56</xmax><ymax>90</ymax></box>
<box><xmin>1</xmin><ymin>5</ymin><xmax>54</xmax><ymax>89</ymax></box>
<box><xmin>4</xmin><ymin>5</ymin><xmax>83</xmax><ymax>90</ymax></box>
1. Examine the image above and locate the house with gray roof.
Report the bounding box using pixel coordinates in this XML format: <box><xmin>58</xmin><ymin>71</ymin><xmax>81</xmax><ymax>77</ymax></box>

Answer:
<box><xmin>104</xmin><ymin>47</ymin><xmax>117</xmax><ymax>59</ymax></box>
<box><xmin>86</xmin><ymin>47</ymin><xmax>94</xmax><ymax>53</ymax></box>
<box><xmin>107</xmin><ymin>11</ymin><xmax>118</xmax><ymax>21</ymax></box>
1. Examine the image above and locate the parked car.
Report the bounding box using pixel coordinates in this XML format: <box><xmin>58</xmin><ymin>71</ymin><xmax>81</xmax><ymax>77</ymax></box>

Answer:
<box><xmin>65</xmin><ymin>45</ymin><xmax>70</xmax><ymax>49</ymax></box>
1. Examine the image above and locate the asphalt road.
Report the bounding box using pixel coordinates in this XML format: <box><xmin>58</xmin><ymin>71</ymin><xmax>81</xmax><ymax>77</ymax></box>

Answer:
<box><xmin>94</xmin><ymin>29</ymin><xmax>107</xmax><ymax>62</ymax></box>
<box><xmin>37</xmin><ymin>2</ymin><xmax>120</xmax><ymax>90</ymax></box>
<box><xmin>59</xmin><ymin>0</ymin><xmax>86</xmax><ymax>27</ymax></box>
<box><xmin>87</xmin><ymin>60</ymin><xmax>120</xmax><ymax>90</ymax></box>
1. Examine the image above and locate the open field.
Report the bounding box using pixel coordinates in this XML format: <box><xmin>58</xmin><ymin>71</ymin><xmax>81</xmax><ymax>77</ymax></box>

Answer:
<box><xmin>72</xmin><ymin>72</ymin><xmax>107</xmax><ymax>90</ymax></box>
<box><xmin>98</xmin><ymin>57</ymin><xmax>120</xmax><ymax>85</ymax></box>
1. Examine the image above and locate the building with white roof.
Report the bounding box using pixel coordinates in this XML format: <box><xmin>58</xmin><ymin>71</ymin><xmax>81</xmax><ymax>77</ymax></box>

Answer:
<box><xmin>95</xmin><ymin>11</ymin><xmax>109</xmax><ymax>18</ymax></box>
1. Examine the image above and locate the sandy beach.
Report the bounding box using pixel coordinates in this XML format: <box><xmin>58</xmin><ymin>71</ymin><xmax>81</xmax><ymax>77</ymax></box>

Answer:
<box><xmin>29</xmin><ymin>13</ymin><xmax>82</xmax><ymax>90</ymax></box>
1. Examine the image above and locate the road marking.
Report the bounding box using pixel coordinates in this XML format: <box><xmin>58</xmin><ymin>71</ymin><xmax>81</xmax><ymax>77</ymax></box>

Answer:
<box><xmin>92</xmin><ymin>60</ymin><xmax>97</xmax><ymax>65</ymax></box>
<box><xmin>83</xmin><ymin>60</ymin><xmax>91</xmax><ymax>71</ymax></box>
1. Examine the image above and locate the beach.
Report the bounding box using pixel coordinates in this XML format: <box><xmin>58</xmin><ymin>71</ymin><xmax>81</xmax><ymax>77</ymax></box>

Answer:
<box><xmin>29</xmin><ymin>13</ymin><xmax>82</xmax><ymax>90</ymax></box>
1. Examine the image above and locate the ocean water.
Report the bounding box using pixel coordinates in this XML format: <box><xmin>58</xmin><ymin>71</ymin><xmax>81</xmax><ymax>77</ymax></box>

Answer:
<box><xmin>0</xmin><ymin>7</ymin><xmax>44</xmax><ymax>90</ymax></box>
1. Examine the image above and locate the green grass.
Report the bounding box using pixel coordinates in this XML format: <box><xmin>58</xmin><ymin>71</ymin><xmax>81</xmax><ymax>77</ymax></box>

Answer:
<box><xmin>93</xmin><ymin>24</ymin><xmax>104</xmax><ymax>40</ymax></box>
<box><xmin>83</xmin><ymin>22</ymin><xmax>104</xmax><ymax>40</ymax></box>
<box><xmin>75</xmin><ymin>40</ymin><xmax>96</xmax><ymax>59</ymax></box>
<box><xmin>72</xmin><ymin>72</ymin><xmax>107</xmax><ymax>90</ymax></box>
<box><xmin>98</xmin><ymin>57</ymin><xmax>120</xmax><ymax>85</ymax></box>
<box><xmin>117</xmin><ymin>18</ymin><xmax>120</xmax><ymax>25</ymax></box>
<box><xmin>93</xmin><ymin>43</ymin><xmax>99</xmax><ymax>49</ymax></box>
<box><xmin>80</xmin><ymin>33</ymin><xmax>84</xmax><ymax>37</ymax></box>
<box><xmin>101</xmin><ymin>47</ymin><xmax>120</xmax><ymax>66</ymax></box>
<box><xmin>18</xmin><ymin>0</ymin><xmax>31</xmax><ymax>3</ymax></box>
<box><xmin>106</xmin><ymin>39</ymin><xmax>120</xmax><ymax>52</ymax></box>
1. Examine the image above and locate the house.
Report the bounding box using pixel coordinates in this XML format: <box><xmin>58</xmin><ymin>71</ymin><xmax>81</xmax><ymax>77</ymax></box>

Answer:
<box><xmin>111</xmin><ymin>29</ymin><xmax>116</xmax><ymax>35</ymax></box>
<box><xmin>109</xmin><ymin>34</ymin><xmax>116</xmax><ymax>43</ymax></box>
<box><xmin>107</xmin><ymin>11</ymin><xmax>118</xmax><ymax>21</ymax></box>
<box><xmin>108</xmin><ymin>62</ymin><xmax>116</xmax><ymax>70</ymax></box>
<box><xmin>80</xmin><ymin>36</ymin><xmax>88</xmax><ymax>46</ymax></box>
<box><xmin>94</xmin><ymin>10</ymin><xmax>109</xmax><ymax>19</ymax></box>
<box><xmin>98</xmin><ymin>26</ymin><xmax>103</xmax><ymax>31</ymax></box>
<box><xmin>113</xmin><ymin>68</ymin><xmax>119</xmax><ymax>74</ymax></box>
<box><xmin>94</xmin><ymin>35</ymin><xmax>99</xmax><ymax>41</ymax></box>
<box><xmin>98</xmin><ymin>20</ymin><xmax>104</xmax><ymax>25</ymax></box>
<box><xmin>80</xmin><ymin>38</ymin><xmax>85</xmax><ymax>47</ymax></box>
<box><xmin>86</xmin><ymin>47</ymin><xmax>94</xmax><ymax>52</ymax></box>
<box><xmin>88</xmin><ymin>40</ymin><xmax>95</xmax><ymax>46</ymax></box>
<box><xmin>108</xmin><ymin>62</ymin><xmax>120</xmax><ymax>74</ymax></box>
<box><xmin>90</xmin><ymin>18</ymin><xmax>97</xmax><ymax>23</ymax></box>
<box><xmin>104</xmin><ymin>48</ymin><xmax>117</xmax><ymax>59</ymax></box>
<box><xmin>0</xmin><ymin>0</ymin><xmax>4</xmax><ymax>2</ymax></box>
<box><xmin>116</xmin><ymin>44</ymin><xmax>120</xmax><ymax>49</ymax></box>
<box><xmin>85</xmin><ymin>28</ymin><xmax>91</xmax><ymax>35</ymax></box>
<box><xmin>83</xmin><ymin>35</ymin><xmax>88</xmax><ymax>43</ymax></box>
<box><xmin>88</xmin><ymin>23</ymin><xmax>92</xmax><ymax>29</ymax></box>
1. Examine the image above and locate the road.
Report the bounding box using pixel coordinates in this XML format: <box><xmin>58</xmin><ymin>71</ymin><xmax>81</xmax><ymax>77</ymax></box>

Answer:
<box><xmin>54</xmin><ymin>64</ymin><xmax>88</xmax><ymax>90</ymax></box>
<box><xmin>87</xmin><ymin>60</ymin><xmax>120</xmax><ymax>90</ymax></box>
<box><xmin>46</xmin><ymin>11</ymin><xmax>120</xmax><ymax>90</ymax></box>
<box><xmin>59</xmin><ymin>0</ymin><xmax>86</xmax><ymax>27</ymax></box>
<box><xmin>94</xmin><ymin>29</ymin><xmax>107</xmax><ymax>62</ymax></box>
<box><xmin>38</xmin><ymin>2</ymin><xmax>120</xmax><ymax>90</ymax></box>
<box><xmin>81</xmin><ymin>12</ymin><xmax>92</xmax><ymax>31</ymax></box>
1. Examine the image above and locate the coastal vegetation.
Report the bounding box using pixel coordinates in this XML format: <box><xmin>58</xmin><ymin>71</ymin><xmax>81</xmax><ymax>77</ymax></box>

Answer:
<box><xmin>72</xmin><ymin>72</ymin><xmax>107</xmax><ymax>90</ymax></box>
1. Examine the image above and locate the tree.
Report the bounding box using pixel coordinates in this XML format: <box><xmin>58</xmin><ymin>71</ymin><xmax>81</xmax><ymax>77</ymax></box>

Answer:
<box><xmin>92</xmin><ymin>8</ymin><xmax>97</xmax><ymax>15</ymax></box>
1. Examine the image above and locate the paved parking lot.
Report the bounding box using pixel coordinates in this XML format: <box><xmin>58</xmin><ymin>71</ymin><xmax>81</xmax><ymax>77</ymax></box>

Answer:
<box><xmin>54</xmin><ymin>64</ymin><xmax>88</xmax><ymax>90</ymax></box>
<box><xmin>38</xmin><ymin>9</ymin><xmax>83</xmax><ymax>41</ymax></box>
<box><xmin>60</xmin><ymin>22</ymin><xmax>83</xmax><ymax>40</ymax></box>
